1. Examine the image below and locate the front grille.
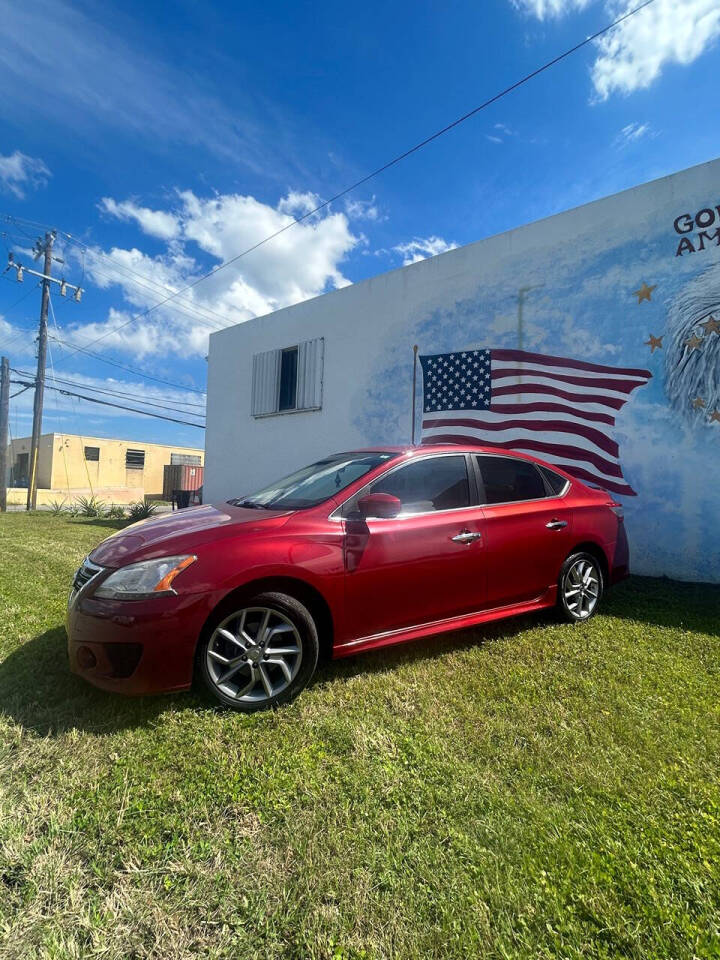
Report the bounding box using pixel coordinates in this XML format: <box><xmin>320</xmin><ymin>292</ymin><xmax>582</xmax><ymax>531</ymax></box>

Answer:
<box><xmin>71</xmin><ymin>558</ymin><xmax>104</xmax><ymax>599</ymax></box>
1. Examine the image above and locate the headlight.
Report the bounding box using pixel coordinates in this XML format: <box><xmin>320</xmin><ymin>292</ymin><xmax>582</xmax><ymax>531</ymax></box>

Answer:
<box><xmin>94</xmin><ymin>555</ymin><xmax>196</xmax><ymax>600</ymax></box>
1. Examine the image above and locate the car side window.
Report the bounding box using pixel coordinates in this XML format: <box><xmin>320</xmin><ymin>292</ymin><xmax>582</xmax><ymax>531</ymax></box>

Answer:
<box><xmin>475</xmin><ymin>455</ymin><xmax>547</xmax><ymax>504</ymax></box>
<box><xmin>538</xmin><ymin>464</ymin><xmax>568</xmax><ymax>495</ymax></box>
<box><xmin>361</xmin><ymin>455</ymin><xmax>471</xmax><ymax>515</ymax></box>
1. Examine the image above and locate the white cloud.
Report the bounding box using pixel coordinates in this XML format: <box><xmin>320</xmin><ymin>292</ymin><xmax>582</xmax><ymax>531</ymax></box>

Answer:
<box><xmin>510</xmin><ymin>0</ymin><xmax>591</xmax><ymax>18</ymax></box>
<box><xmin>0</xmin><ymin>151</ymin><xmax>50</xmax><ymax>198</ymax></box>
<box><xmin>393</xmin><ymin>236</ymin><xmax>458</xmax><ymax>266</ymax></box>
<box><xmin>179</xmin><ymin>190</ymin><xmax>356</xmax><ymax>302</ymax></box>
<box><xmin>511</xmin><ymin>0</ymin><xmax>720</xmax><ymax>100</ymax></box>
<box><xmin>344</xmin><ymin>197</ymin><xmax>384</xmax><ymax>222</ymax></box>
<box><xmin>592</xmin><ymin>0</ymin><xmax>720</xmax><ymax>100</ymax></box>
<box><xmin>67</xmin><ymin>189</ymin><xmax>359</xmax><ymax>359</ymax></box>
<box><xmin>615</xmin><ymin>121</ymin><xmax>651</xmax><ymax>146</ymax></box>
<box><xmin>99</xmin><ymin>198</ymin><xmax>180</xmax><ymax>240</ymax></box>
<box><xmin>485</xmin><ymin>135</ymin><xmax>504</xmax><ymax>145</ymax></box>
<box><xmin>277</xmin><ymin>191</ymin><xmax>321</xmax><ymax>217</ymax></box>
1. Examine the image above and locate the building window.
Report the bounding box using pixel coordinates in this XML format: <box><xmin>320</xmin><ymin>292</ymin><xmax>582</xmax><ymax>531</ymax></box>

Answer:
<box><xmin>126</xmin><ymin>448</ymin><xmax>145</xmax><ymax>469</ymax></box>
<box><xmin>170</xmin><ymin>453</ymin><xmax>202</xmax><ymax>465</ymax></box>
<box><xmin>251</xmin><ymin>337</ymin><xmax>324</xmax><ymax>417</ymax></box>
<box><xmin>13</xmin><ymin>452</ymin><xmax>29</xmax><ymax>486</ymax></box>
<box><xmin>84</xmin><ymin>446</ymin><xmax>100</xmax><ymax>462</ymax></box>
<box><xmin>278</xmin><ymin>347</ymin><xmax>298</xmax><ymax>411</ymax></box>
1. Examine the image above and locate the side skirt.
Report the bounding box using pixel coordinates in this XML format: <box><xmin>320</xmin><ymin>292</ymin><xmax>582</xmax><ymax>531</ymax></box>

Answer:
<box><xmin>332</xmin><ymin>586</ymin><xmax>558</xmax><ymax>659</ymax></box>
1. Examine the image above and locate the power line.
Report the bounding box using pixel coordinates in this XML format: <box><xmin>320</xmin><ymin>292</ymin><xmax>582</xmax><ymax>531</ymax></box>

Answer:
<box><xmin>81</xmin><ymin>259</ymin><xmax>225</xmax><ymax>330</ymax></box>
<box><xmin>47</xmin><ymin>334</ymin><xmax>206</xmax><ymax>394</ymax></box>
<box><xmin>11</xmin><ymin>366</ymin><xmax>206</xmax><ymax>415</ymax></box>
<box><xmin>5</xmin><ymin>216</ymin><xmax>232</xmax><ymax>331</ymax></box>
<box><xmin>45</xmin><ymin>292</ymin><xmax>206</xmax><ymax>396</ymax></box>
<box><xmin>65</xmin><ymin>240</ymin><xmax>231</xmax><ymax>330</ymax></box>
<box><xmin>10</xmin><ymin>378</ymin><xmax>205</xmax><ymax>429</ymax></box>
<box><xmin>9</xmin><ymin>383</ymin><xmax>32</xmax><ymax>399</ymax></box>
<box><xmin>48</xmin><ymin>0</ymin><xmax>657</xmax><ymax>364</ymax></box>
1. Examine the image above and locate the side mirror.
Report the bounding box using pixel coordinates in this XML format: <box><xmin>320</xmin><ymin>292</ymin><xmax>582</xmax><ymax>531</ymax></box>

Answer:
<box><xmin>357</xmin><ymin>492</ymin><xmax>402</xmax><ymax>520</ymax></box>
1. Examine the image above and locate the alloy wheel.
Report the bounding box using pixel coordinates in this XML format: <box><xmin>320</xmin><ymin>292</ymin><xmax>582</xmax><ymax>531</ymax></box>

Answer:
<box><xmin>563</xmin><ymin>557</ymin><xmax>601</xmax><ymax>619</ymax></box>
<box><xmin>206</xmin><ymin>606</ymin><xmax>302</xmax><ymax>704</ymax></box>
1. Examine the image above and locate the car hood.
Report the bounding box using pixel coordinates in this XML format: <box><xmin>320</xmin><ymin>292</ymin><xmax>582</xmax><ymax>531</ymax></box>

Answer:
<box><xmin>90</xmin><ymin>502</ymin><xmax>292</xmax><ymax>567</ymax></box>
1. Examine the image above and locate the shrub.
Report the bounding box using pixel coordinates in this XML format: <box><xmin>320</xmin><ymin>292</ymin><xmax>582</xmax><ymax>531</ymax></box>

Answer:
<box><xmin>47</xmin><ymin>498</ymin><xmax>67</xmax><ymax>516</ymax></box>
<box><xmin>106</xmin><ymin>504</ymin><xmax>127</xmax><ymax>519</ymax></box>
<box><xmin>128</xmin><ymin>500</ymin><xmax>158</xmax><ymax>521</ymax></box>
<box><xmin>73</xmin><ymin>495</ymin><xmax>108</xmax><ymax>518</ymax></box>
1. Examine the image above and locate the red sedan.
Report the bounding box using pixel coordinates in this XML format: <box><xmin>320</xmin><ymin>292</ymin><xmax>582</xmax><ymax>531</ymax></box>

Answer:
<box><xmin>67</xmin><ymin>444</ymin><xmax>629</xmax><ymax>711</ymax></box>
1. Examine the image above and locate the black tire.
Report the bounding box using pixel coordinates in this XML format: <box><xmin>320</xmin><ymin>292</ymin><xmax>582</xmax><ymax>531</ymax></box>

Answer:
<box><xmin>197</xmin><ymin>591</ymin><xmax>319</xmax><ymax>712</ymax></box>
<box><xmin>556</xmin><ymin>551</ymin><xmax>604</xmax><ymax>622</ymax></box>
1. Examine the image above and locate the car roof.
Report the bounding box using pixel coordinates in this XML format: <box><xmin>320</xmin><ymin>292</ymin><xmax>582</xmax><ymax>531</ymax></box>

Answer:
<box><xmin>336</xmin><ymin>443</ymin><xmax>580</xmax><ymax>484</ymax></box>
<box><xmin>345</xmin><ymin>443</ymin><xmax>547</xmax><ymax>460</ymax></box>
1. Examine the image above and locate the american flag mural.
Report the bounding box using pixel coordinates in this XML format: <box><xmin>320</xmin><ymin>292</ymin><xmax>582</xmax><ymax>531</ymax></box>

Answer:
<box><xmin>419</xmin><ymin>348</ymin><xmax>652</xmax><ymax>497</ymax></box>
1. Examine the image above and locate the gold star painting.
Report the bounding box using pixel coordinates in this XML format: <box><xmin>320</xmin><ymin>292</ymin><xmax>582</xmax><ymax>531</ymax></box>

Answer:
<box><xmin>700</xmin><ymin>315</ymin><xmax>720</xmax><ymax>335</ymax></box>
<box><xmin>633</xmin><ymin>282</ymin><xmax>656</xmax><ymax>303</ymax></box>
<box><xmin>692</xmin><ymin>397</ymin><xmax>705</xmax><ymax>410</ymax></box>
<box><xmin>710</xmin><ymin>410</ymin><xmax>720</xmax><ymax>424</ymax></box>
<box><xmin>685</xmin><ymin>334</ymin><xmax>703</xmax><ymax>352</ymax></box>
<box><xmin>644</xmin><ymin>334</ymin><xmax>663</xmax><ymax>352</ymax></box>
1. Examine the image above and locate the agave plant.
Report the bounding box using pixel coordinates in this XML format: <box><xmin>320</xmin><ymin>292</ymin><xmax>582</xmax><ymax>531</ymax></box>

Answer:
<box><xmin>127</xmin><ymin>499</ymin><xmax>158</xmax><ymax>521</ymax></box>
<box><xmin>47</xmin><ymin>498</ymin><xmax>67</xmax><ymax>516</ymax></box>
<box><xmin>73</xmin><ymin>495</ymin><xmax>108</xmax><ymax>518</ymax></box>
<box><xmin>106</xmin><ymin>504</ymin><xmax>127</xmax><ymax>519</ymax></box>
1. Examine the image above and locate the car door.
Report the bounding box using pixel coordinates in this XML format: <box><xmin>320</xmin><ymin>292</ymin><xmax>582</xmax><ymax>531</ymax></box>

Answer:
<box><xmin>340</xmin><ymin>453</ymin><xmax>487</xmax><ymax>640</ymax></box>
<box><xmin>474</xmin><ymin>454</ymin><xmax>574</xmax><ymax>608</ymax></box>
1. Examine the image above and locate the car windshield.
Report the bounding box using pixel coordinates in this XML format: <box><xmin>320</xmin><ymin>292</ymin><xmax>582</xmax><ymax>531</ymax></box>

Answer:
<box><xmin>230</xmin><ymin>451</ymin><xmax>398</xmax><ymax>511</ymax></box>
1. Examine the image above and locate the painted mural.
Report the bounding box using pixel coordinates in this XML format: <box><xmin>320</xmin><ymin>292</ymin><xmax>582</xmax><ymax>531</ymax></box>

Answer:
<box><xmin>358</xmin><ymin>167</ymin><xmax>720</xmax><ymax>583</ymax></box>
<box><xmin>418</xmin><ymin>347</ymin><xmax>651</xmax><ymax>497</ymax></box>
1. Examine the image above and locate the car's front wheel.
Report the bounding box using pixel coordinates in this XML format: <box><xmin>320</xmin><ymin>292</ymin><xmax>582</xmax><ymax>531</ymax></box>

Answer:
<box><xmin>557</xmin><ymin>551</ymin><xmax>604</xmax><ymax>622</ymax></box>
<box><xmin>198</xmin><ymin>592</ymin><xmax>319</xmax><ymax>711</ymax></box>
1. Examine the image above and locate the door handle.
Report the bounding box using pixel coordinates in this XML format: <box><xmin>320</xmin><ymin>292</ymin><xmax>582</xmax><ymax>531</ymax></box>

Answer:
<box><xmin>546</xmin><ymin>519</ymin><xmax>568</xmax><ymax>530</ymax></box>
<box><xmin>451</xmin><ymin>530</ymin><xmax>483</xmax><ymax>544</ymax></box>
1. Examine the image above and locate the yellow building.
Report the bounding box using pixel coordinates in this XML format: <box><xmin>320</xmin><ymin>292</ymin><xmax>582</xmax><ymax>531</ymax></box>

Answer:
<box><xmin>6</xmin><ymin>432</ymin><xmax>204</xmax><ymax>506</ymax></box>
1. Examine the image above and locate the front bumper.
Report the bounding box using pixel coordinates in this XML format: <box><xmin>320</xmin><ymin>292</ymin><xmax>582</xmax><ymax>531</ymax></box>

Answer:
<box><xmin>67</xmin><ymin>591</ymin><xmax>214</xmax><ymax>695</ymax></box>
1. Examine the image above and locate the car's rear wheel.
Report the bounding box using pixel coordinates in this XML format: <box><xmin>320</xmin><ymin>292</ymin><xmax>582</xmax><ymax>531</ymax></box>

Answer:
<box><xmin>198</xmin><ymin>592</ymin><xmax>319</xmax><ymax>711</ymax></box>
<box><xmin>557</xmin><ymin>551</ymin><xmax>603</xmax><ymax>622</ymax></box>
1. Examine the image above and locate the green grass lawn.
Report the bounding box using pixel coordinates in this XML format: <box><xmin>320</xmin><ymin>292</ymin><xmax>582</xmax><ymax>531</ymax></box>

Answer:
<box><xmin>1</xmin><ymin>513</ymin><xmax>719</xmax><ymax>959</ymax></box>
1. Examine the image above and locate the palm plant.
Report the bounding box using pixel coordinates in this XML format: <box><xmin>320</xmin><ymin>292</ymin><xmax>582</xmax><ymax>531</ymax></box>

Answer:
<box><xmin>127</xmin><ymin>500</ymin><xmax>158</xmax><ymax>521</ymax></box>
<box><xmin>73</xmin><ymin>495</ymin><xmax>108</xmax><ymax>518</ymax></box>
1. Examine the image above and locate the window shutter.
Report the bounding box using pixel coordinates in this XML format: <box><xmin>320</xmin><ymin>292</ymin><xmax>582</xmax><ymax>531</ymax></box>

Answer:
<box><xmin>296</xmin><ymin>337</ymin><xmax>324</xmax><ymax>411</ymax></box>
<box><xmin>251</xmin><ymin>349</ymin><xmax>281</xmax><ymax>416</ymax></box>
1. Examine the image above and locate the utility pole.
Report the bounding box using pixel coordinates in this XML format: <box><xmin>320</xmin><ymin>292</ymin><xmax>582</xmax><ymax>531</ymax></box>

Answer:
<box><xmin>5</xmin><ymin>232</ymin><xmax>83</xmax><ymax>510</ymax></box>
<box><xmin>26</xmin><ymin>232</ymin><xmax>54</xmax><ymax>510</ymax></box>
<box><xmin>0</xmin><ymin>356</ymin><xmax>9</xmax><ymax>512</ymax></box>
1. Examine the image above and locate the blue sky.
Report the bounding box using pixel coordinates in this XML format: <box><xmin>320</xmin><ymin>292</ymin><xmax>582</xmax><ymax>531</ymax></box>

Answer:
<box><xmin>1</xmin><ymin>0</ymin><xmax>719</xmax><ymax>449</ymax></box>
